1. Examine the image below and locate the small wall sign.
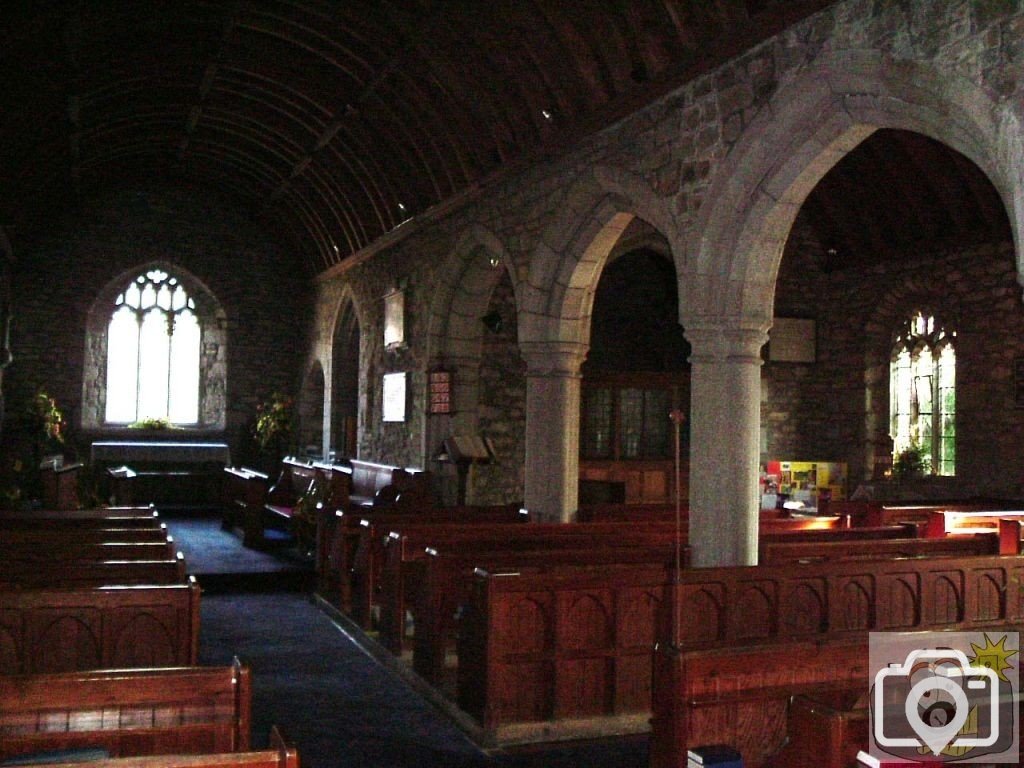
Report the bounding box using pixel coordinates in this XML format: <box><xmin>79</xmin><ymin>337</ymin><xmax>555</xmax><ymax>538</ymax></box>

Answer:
<box><xmin>428</xmin><ymin>368</ymin><xmax>452</xmax><ymax>414</ymax></box>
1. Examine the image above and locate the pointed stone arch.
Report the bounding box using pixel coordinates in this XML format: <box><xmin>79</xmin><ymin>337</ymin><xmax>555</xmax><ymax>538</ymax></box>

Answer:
<box><xmin>424</xmin><ymin>225</ymin><xmax>524</xmax><ymax>504</ymax></box>
<box><xmin>679</xmin><ymin>49</ymin><xmax>1024</xmax><ymax>567</ymax></box>
<box><xmin>329</xmin><ymin>288</ymin><xmax>364</xmax><ymax>459</ymax></box>
<box><xmin>299</xmin><ymin>358</ymin><xmax>326</xmax><ymax>457</ymax></box>
<box><xmin>519</xmin><ymin>167</ymin><xmax>678</xmax><ymax>519</ymax></box>
<box><xmin>520</xmin><ymin>166</ymin><xmax>679</xmax><ymax>351</ymax></box>
<box><xmin>689</xmin><ymin>49</ymin><xmax>1024</xmax><ymax>331</ymax></box>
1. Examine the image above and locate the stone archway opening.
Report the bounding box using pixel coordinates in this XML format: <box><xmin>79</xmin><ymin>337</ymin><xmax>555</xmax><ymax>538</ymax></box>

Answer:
<box><xmin>331</xmin><ymin>298</ymin><xmax>361</xmax><ymax>460</ymax></box>
<box><xmin>299</xmin><ymin>361</ymin><xmax>325</xmax><ymax>458</ymax></box>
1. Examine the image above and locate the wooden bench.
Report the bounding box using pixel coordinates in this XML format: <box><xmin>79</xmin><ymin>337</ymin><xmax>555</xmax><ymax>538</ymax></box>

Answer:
<box><xmin>408</xmin><ymin>527</ymin><xmax>985</xmax><ymax>688</ymax></box>
<box><xmin>0</xmin><ymin>538</ymin><xmax>178</xmax><ymax>562</ymax></box>
<box><xmin>15</xmin><ymin>730</ymin><xmax>299</xmax><ymax>768</ymax></box>
<box><xmin>0</xmin><ymin>506</ymin><xmax>159</xmax><ymax>526</ymax></box>
<box><xmin>457</xmin><ymin>563</ymin><xmax>669</xmax><ymax>740</ymax></box>
<box><xmin>260</xmin><ymin>460</ymin><xmax>348</xmax><ymax>557</ymax></box>
<box><xmin>346</xmin><ymin>459</ymin><xmax>434</xmax><ymax>511</ymax></box>
<box><xmin>350</xmin><ymin>519</ymin><xmax>683</xmax><ymax>628</ymax></box>
<box><xmin>324</xmin><ymin>505</ymin><xmax>528</xmax><ymax>611</ymax></box>
<box><xmin>221</xmin><ymin>467</ymin><xmax>270</xmax><ymax>547</ymax></box>
<box><xmin>24</xmin><ymin>733</ymin><xmax>299</xmax><ymax>768</ymax></box>
<box><xmin>925</xmin><ymin>508</ymin><xmax>1024</xmax><ymax>538</ymax></box>
<box><xmin>0</xmin><ymin>659</ymin><xmax>251</xmax><ymax>760</ymax></box>
<box><xmin>0</xmin><ymin>553</ymin><xmax>188</xmax><ymax>588</ymax></box>
<box><xmin>409</xmin><ymin>543</ymin><xmax>682</xmax><ymax>684</ymax></box>
<box><xmin>758</xmin><ymin>531</ymin><xmax>997</xmax><ymax>565</ymax></box>
<box><xmin>0</xmin><ymin>578</ymin><xmax>201</xmax><ymax>673</ymax></box>
<box><xmin>367</xmin><ymin>519</ymin><xmax>922</xmax><ymax>648</ymax></box>
<box><xmin>0</xmin><ymin>524</ymin><xmax>172</xmax><ymax>545</ymax></box>
<box><xmin>649</xmin><ymin>636</ymin><xmax>868</xmax><ymax>768</ymax></box>
<box><xmin>833</xmin><ymin>500</ymin><xmax>1004</xmax><ymax>528</ymax></box>
<box><xmin>459</xmin><ymin>548</ymin><xmax>1024</xmax><ymax>740</ymax></box>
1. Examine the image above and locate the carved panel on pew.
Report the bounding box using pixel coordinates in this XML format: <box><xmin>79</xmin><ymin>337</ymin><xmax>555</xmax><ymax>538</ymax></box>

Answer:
<box><xmin>0</xmin><ymin>579</ymin><xmax>200</xmax><ymax>674</ymax></box>
<box><xmin>0</xmin><ymin>660</ymin><xmax>251</xmax><ymax>760</ymax></box>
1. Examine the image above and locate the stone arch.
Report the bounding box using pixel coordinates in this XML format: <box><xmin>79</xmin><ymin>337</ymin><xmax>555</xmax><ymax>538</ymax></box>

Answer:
<box><xmin>329</xmin><ymin>289</ymin><xmax>363</xmax><ymax>459</ymax></box>
<box><xmin>81</xmin><ymin>260</ymin><xmax>227</xmax><ymax>429</ymax></box>
<box><xmin>425</xmin><ymin>225</ymin><xmax>524</xmax><ymax>503</ymax></box>
<box><xmin>426</xmin><ymin>226</ymin><xmax>515</xmax><ymax>427</ymax></box>
<box><xmin>298</xmin><ymin>359</ymin><xmax>326</xmax><ymax>457</ymax></box>
<box><xmin>689</xmin><ymin>49</ymin><xmax>1024</xmax><ymax>330</ymax></box>
<box><xmin>521</xmin><ymin>166</ymin><xmax>678</xmax><ymax>351</ymax></box>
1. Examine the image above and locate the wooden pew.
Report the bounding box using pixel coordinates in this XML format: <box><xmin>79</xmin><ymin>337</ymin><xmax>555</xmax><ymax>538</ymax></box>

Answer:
<box><xmin>925</xmin><ymin>508</ymin><xmax>1024</xmax><ymax>538</ymax></box>
<box><xmin>19</xmin><ymin>729</ymin><xmax>300</xmax><ymax>768</ymax></box>
<box><xmin>0</xmin><ymin>505</ymin><xmax>158</xmax><ymax>521</ymax></box>
<box><xmin>771</xmin><ymin>693</ymin><xmax>869</xmax><ymax>768</ymax></box>
<box><xmin>457</xmin><ymin>563</ymin><xmax>668</xmax><ymax>738</ymax></box>
<box><xmin>0</xmin><ymin>578</ymin><xmax>201</xmax><ymax>673</ymax></box>
<box><xmin>346</xmin><ymin>459</ymin><xmax>435</xmax><ymax>510</ymax></box>
<box><xmin>364</xmin><ymin>518</ymin><xmax>917</xmax><ymax>642</ymax></box>
<box><xmin>407</xmin><ymin>528</ymin><xmax>986</xmax><ymax>686</ymax></box>
<box><xmin>833</xmin><ymin>500</ymin><xmax>1003</xmax><ymax>528</ymax></box>
<box><xmin>409</xmin><ymin>544</ymin><xmax>682</xmax><ymax>684</ymax></box>
<box><xmin>0</xmin><ymin>659</ymin><xmax>251</xmax><ymax>760</ymax></box>
<box><xmin>459</xmin><ymin>550</ymin><xmax>1024</xmax><ymax>739</ymax></box>
<box><xmin>0</xmin><ymin>524</ymin><xmax>171</xmax><ymax>545</ymax></box>
<box><xmin>650</xmin><ymin>625</ymin><xmax>1019</xmax><ymax>768</ymax></box>
<box><xmin>0</xmin><ymin>553</ymin><xmax>188</xmax><ymax>588</ymax></box>
<box><xmin>649</xmin><ymin>636</ymin><xmax>868</xmax><ymax>768</ymax></box>
<box><xmin>324</xmin><ymin>505</ymin><xmax>528</xmax><ymax>610</ymax></box>
<box><xmin>350</xmin><ymin>519</ymin><xmax>683</xmax><ymax>628</ymax></box>
<box><xmin>758</xmin><ymin>531</ymin><xmax>997</xmax><ymax>565</ymax></box>
<box><xmin>235</xmin><ymin>459</ymin><xmax>349</xmax><ymax>554</ymax></box>
<box><xmin>0</xmin><ymin>538</ymin><xmax>178</xmax><ymax>562</ymax></box>
<box><xmin>221</xmin><ymin>466</ymin><xmax>270</xmax><ymax>547</ymax></box>
<box><xmin>999</xmin><ymin>517</ymin><xmax>1024</xmax><ymax>554</ymax></box>
<box><xmin>0</xmin><ymin>510</ymin><xmax>162</xmax><ymax>531</ymax></box>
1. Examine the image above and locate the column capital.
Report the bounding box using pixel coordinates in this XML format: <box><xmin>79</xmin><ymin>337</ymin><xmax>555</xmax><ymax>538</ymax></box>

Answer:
<box><xmin>519</xmin><ymin>340</ymin><xmax>588</xmax><ymax>378</ymax></box>
<box><xmin>683</xmin><ymin>318</ymin><xmax>769</xmax><ymax>364</ymax></box>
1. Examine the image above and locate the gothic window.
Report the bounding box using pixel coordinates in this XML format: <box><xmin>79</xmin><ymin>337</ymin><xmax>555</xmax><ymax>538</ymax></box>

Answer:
<box><xmin>889</xmin><ymin>312</ymin><xmax>956</xmax><ymax>475</ymax></box>
<box><xmin>105</xmin><ymin>269</ymin><xmax>200</xmax><ymax>425</ymax></box>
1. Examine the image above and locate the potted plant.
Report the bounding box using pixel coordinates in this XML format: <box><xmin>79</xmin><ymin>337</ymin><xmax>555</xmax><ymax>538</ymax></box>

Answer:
<box><xmin>253</xmin><ymin>392</ymin><xmax>294</xmax><ymax>473</ymax></box>
<box><xmin>893</xmin><ymin>443</ymin><xmax>928</xmax><ymax>481</ymax></box>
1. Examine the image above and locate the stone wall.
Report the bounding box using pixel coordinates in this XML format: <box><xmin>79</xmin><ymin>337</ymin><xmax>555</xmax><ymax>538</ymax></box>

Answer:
<box><xmin>302</xmin><ymin>0</ymin><xmax>1024</xmax><ymax>506</ymax></box>
<box><xmin>4</xmin><ymin>183</ymin><xmax>310</xmax><ymax>468</ymax></box>
<box><xmin>473</xmin><ymin>271</ymin><xmax>526</xmax><ymax>505</ymax></box>
<box><xmin>767</xmin><ymin>223</ymin><xmax>1023</xmax><ymax>497</ymax></box>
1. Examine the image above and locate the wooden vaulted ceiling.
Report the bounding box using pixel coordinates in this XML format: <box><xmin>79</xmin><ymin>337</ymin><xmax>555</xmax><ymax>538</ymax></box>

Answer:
<box><xmin>1</xmin><ymin>3</ymin><xmax>1009</xmax><ymax>277</ymax></box>
<box><xmin>0</xmin><ymin>0</ymin><xmax>837</xmax><ymax>274</ymax></box>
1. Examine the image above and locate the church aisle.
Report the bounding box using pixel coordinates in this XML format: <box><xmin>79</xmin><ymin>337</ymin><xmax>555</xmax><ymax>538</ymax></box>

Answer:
<box><xmin>197</xmin><ymin>592</ymin><xmax>649</xmax><ymax>768</ymax></box>
<box><xmin>198</xmin><ymin>592</ymin><xmax>490</xmax><ymax>768</ymax></box>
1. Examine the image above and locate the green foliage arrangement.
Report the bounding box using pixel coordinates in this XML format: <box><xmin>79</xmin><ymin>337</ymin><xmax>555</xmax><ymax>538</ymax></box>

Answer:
<box><xmin>129</xmin><ymin>417</ymin><xmax>172</xmax><ymax>430</ymax></box>
<box><xmin>893</xmin><ymin>443</ymin><xmax>929</xmax><ymax>480</ymax></box>
<box><xmin>254</xmin><ymin>392</ymin><xmax>294</xmax><ymax>453</ymax></box>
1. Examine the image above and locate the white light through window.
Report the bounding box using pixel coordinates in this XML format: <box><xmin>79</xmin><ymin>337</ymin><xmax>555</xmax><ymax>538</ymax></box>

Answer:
<box><xmin>104</xmin><ymin>269</ymin><xmax>201</xmax><ymax>425</ymax></box>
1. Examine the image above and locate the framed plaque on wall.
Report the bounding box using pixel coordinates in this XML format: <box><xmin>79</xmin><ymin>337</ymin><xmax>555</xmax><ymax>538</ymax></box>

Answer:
<box><xmin>428</xmin><ymin>368</ymin><xmax>452</xmax><ymax>414</ymax></box>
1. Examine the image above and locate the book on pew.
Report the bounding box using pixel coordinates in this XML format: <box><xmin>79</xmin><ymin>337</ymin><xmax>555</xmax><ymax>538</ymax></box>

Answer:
<box><xmin>687</xmin><ymin>744</ymin><xmax>742</xmax><ymax>767</ymax></box>
<box><xmin>856</xmin><ymin>751</ymin><xmax>930</xmax><ymax>767</ymax></box>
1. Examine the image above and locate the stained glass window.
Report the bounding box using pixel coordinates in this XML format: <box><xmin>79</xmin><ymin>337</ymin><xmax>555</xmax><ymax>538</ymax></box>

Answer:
<box><xmin>889</xmin><ymin>312</ymin><xmax>955</xmax><ymax>475</ymax></box>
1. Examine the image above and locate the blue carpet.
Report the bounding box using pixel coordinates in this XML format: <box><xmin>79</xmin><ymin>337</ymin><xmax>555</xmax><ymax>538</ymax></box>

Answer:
<box><xmin>173</xmin><ymin>514</ymin><xmax>647</xmax><ymax>768</ymax></box>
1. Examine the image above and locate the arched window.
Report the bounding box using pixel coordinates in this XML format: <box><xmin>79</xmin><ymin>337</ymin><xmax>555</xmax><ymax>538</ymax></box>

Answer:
<box><xmin>104</xmin><ymin>268</ymin><xmax>201</xmax><ymax>425</ymax></box>
<box><xmin>889</xmin><ymin>312</ymin><xmax>956</xmax><ymax>475</ymax></box>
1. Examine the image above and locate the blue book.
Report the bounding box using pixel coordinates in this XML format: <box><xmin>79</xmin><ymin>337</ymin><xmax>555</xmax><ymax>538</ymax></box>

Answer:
<box><xmin>687</xmin><ymin>743</ymin><xmax>743</xmax><ymax>767</ymax></box>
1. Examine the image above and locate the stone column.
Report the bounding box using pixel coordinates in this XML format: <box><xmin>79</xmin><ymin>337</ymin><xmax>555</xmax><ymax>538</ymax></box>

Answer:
<box><xmin>521</xmin><ymin>341</ymin><xmax>587</xmax><ymax>523</ymax></box>
<box><xmin>685</xmin><ymin>323</ymin><xmax>768</xmax><ymax>567</ymax></box>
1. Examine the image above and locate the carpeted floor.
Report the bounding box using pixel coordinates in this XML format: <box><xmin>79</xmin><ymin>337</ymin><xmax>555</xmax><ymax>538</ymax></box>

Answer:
<box><xmin>163</xmin><ymin>514</ymin><xmax>649</xmax><ymax>768</ymax></box>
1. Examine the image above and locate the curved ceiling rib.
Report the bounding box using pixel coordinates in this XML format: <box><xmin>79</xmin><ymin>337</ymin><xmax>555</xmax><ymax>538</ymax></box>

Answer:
<box><xmin>5</xmin><ymin>1</ymin><xmax>1004</xmax><ymax>276</ymax></box>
